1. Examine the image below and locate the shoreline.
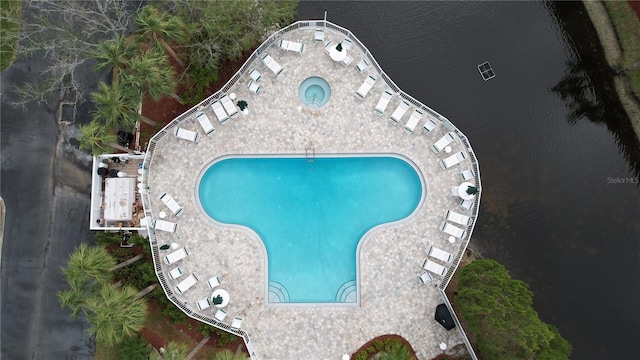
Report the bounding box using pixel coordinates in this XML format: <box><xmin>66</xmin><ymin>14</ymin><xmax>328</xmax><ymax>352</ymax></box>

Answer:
<box><xmin>582</xmin><ymin>1</ymin><xmax>640</xmax><ymax>139</ymax></box>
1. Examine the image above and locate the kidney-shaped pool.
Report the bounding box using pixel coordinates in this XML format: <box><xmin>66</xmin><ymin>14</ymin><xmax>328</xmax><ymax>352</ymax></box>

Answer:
<box><xmin>198</xmin><ymin>155</ymin><xmax>423</xmax><ymax>304</ymax></box>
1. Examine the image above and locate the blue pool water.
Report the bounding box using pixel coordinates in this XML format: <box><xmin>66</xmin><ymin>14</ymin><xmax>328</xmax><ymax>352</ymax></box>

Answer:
<box><xmin>298</xmin><ymin>76</ymin><xmax>331</xmax><ymax>107</ymax></box>
<box><xmin>198</xmin><ymin>156</ymin><xmax>422</xmax><ymax>303</ymax></box>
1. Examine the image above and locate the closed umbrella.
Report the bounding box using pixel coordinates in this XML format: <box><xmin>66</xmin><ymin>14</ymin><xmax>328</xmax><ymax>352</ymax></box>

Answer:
<box><xmin>434</xmin><ymin>303</ymin><xmax>456</xmax><ymax>330</ymax></box>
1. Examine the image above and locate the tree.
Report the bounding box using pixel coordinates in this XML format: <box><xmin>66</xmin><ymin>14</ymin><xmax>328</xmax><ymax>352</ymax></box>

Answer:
<box><xmin>4</xmin><ymin>0</ymin><xmax>140</xmax><ymax>107</ymax></box>
<box><xmin>78</xmin><ymin>120</ymin><xmax>124</xmax><ymax>155</ymax></box>
<box><xmin>120</xmin><ymin>44</ymin><xmax>178</xmax><ymax>102</ymax></box>
<box><xmin>149</xmin><ymin>341</ymin><xmax>189</xmax><ymax>360</ymax></box>
<box><xmin>456</xmin><ymin>259</ymin><xmax>571</xmax><ymax>360</ymax></box>
<box><xmin>90</xmin><ymin>34</ymin><xmax>138</xmax><ymax>82</ymax></box>
<box><xmin>61</xmin><ymin>243</ymin><xmax>116</xmax><ymax>286</ymax></box>
<box><xmin>91</xmin><ymin>81</ymin><xmax>141</xmax><ymax>131</ymax></box>
<box><xmin>84</xmin><ymin>283</ymin><xmax>148</xmax><ymax>347</ymax></box>
<box><xmin>135</xmin><ymin>5</ymin><xmax>185</xmax><ymax>67</ymax></box>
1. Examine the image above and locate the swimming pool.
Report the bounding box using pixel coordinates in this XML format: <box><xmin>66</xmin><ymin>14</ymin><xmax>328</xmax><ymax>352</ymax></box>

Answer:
<box><xmin>198</xmin><ymin>155</ymin><xmax>423</xmax><ymax>304</ymax></box>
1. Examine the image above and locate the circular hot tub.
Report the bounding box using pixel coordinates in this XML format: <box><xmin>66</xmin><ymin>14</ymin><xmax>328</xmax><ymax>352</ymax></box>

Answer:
<box><xmin>298</xmin><ymin>76</ymin><xmax>331</xmax><ymax>108</ymax></box>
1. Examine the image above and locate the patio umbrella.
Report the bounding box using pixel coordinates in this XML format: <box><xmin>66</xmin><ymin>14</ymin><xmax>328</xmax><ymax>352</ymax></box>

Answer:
<box><xmin>434</xmin><ymin>303</ymin><xmax>456</xmax><ymax>330</ymax></box>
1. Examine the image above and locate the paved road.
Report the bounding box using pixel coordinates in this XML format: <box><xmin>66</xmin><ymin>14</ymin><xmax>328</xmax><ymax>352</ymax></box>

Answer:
<box><xmin>1</xmin><ymin>59</ymin><xmax>95</xmax><ymax>359</ymax></box>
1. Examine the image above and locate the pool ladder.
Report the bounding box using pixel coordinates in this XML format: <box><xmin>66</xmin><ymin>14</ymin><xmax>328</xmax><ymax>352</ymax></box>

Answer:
<box><xmin>306</xmin><ymin>147</ymin><xmax>315</xmax><ymax>162</ymax></box>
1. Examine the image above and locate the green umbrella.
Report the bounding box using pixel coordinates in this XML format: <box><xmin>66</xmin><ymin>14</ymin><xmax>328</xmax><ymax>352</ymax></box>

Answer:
<box><xmin>213</xmin><ymin>294</ymin><xmax>223</xmax><ymax>305</ymax></box>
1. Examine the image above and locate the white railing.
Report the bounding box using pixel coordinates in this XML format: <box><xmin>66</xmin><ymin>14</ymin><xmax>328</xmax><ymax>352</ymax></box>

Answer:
<box><xmin>141</xmin><ymin>19</ymin><xmax>481</xmax><ymax>360</ymax></box>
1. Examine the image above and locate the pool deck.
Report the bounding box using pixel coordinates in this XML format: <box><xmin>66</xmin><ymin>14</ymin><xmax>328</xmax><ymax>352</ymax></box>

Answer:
<box><xmin>147</xmin><ymin>26</ymin><xmax>477</xmax><ymax>359</ymax></box>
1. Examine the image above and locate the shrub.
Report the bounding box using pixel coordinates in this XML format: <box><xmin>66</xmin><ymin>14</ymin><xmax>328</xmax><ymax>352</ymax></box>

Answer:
<box><xmin>116</xmin><ymin>334</ymin><xmax>149</xmax><ymax>360</ymax></box>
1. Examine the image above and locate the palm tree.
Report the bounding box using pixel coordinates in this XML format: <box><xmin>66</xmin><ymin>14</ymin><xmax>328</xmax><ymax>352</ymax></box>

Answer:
<box><xmin>61</xmin><ymin>243</ymin><xmax>117</xmax><ymax>286</ymax></box>
<box><xmin>90</xmin><ymin>34</ymin><xmax>138</xmax><ymax>82</ymax></box>
<box><xmin>135</xmin><ymin>5</ymin><xmax>185</xmax><ymax>67</ymax></box>
<box><xmin>120</xmin><ymin>45</ymin><xmax>178</xmax><ymax>102</ymax></box>
<box><xmin>84</xmin><ymin>283</ymin><xmax>148</xmax><ymax>347</ymax></box>
<box><xmin>149</xmin><ymin>341</ymin><xmax>189</xmax><ymax>360</ymax></box>
<box><xmin>78</xmin><ymin>120</ymin><xmax>124</xmax><ymax>155</ymax></box>
<box><xmin>211</xmin><ymin>349</ymin><xmax>250</xmax><ymax>360</ymax></box>
<box><xmin>91</xmin><ymin>81</ymin><xmax>142</xmax><ymax>131</ymax></box>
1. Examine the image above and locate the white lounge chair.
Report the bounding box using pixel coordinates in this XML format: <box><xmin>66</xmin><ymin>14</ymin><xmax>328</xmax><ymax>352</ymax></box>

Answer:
<box><xmin>461</xmin><ymin>169</ymin><xmax>474</xmax><ymax>181</ymax></box>
<box><xmin>154</xmin><ymin>219</ymin><xmax>179</xmax><ymax>233</ymax></box>
<box><xmin>440</xmin><ymin>151</ymin><xmax>466</xmax><ymax>169</ymax></box>
<box><xmin>261</xmin><ymin>53</ymin><xmax>283</xmax><ymax>77</ymax></box>
<box><xmin>220</xmin><ymin>94</ymin><xmax>238</xmax><ymax>118</ymax></box>
<box><xmin>441</xmin><ymin>222</ymin><xmax>466</xmax><ymax>239</ymax></box>
<box><xmin>374</xmin><ymin>90</ymin><xmax>394</xmax><ymax>116</ymax></box>
<box><xmin>428</xmin><ymin>245</ymin><xmax>453</xmax><ymax>263</ymax></box>
<box><xmin>423</xmin><ymin>117</ymin><xmax>438</xmax><ymax>132</ymax></box>
<box><xmin>422</xmin><ymin>258</ymin><xmax>447</xmax><ymax>276</ymax></box>
<box><xmin>389</xmin><ymin>100</ymin><xmax>410</xmax><ymax>125</ymax></box>
<box><xmin>214</xmin><ymin>308</ymin><xmax>227</xmax><ymax>321</ymax></box>
<box><xmin>324</xmin><ymin>41</ymin><xmax>332</xmax><ymax>54</ymax></box>
<box><xmin>418</xmin><ymin>271</ymin><xmax>433</xmax><ymax>284</ymax></box>
<box><xmin>164</xmin><ymin>247</ymin><xmax>189</xmax><ymax>265</ymax></box>
<box><xmin>210</xmin><ymin>100</ymin><xmax>229</xmax><ymax>124</ymax></box>
<box><xmin>159</xmin><ymin>192</ymin><xmax>183</xmax><ymax>217</ymax></box>
<box><xmin>197</xmin><ymin>298</ymin><xmax>211</xmax><ymax>311</ymax></box>
<box><xmin>341</xmin><ymin>38</ymin><xmax>352</xmax><ymax>50</ymax></box>
<box><xmin>446</xmin><ymin>209</ymin><xmax>470</xmax><ymax>226</ymax></box>
<box><xmin>248</xmin><ymin>80</ymin><xmax>260</xmax><ymax>94</ymax></box>
<box><xmin>175</xmin><ymin>273</ymin><xmax>199</xmax><ymax>294</ymax></box>
<box><xmin>231</xmin><ymin>316</ymin><xmax>243</xmax><ymax>329</ymax></box>
<box><xmin>168</xmin><ymin>266</ymin><xmax>183</xmax><ymax>280</ymax></box>
<box><xmin>249</xmin><ymin>68</ymin><xmax>261</xmax><ymax>82</ymax></box>
<box><xmin>460</xmin><ymin>199</ymin><xmax>473</xmax><ymax>210</ymax></box>
<box><xmin>279</xmin><ymin>39</ymin><xmax>305</xmax><ymax>53</ymax></box>
<box><xmin>432</xmin><ymin>132</ymin><xmax>455</xmax><ymax>153</ymax></box>
<box><xmin>355</xmin><ymin>75</ymin><xmax>376</xmax><ymax>100</ymax></box>
<box><xmin>342</xmin><ymin>55</ymin><xmax>353</xmax><ymax>67</ymax></box>
<box><xmin>196</xmin><ymin>111</ymin><xmax>215</xmax><ymax>136</ymax></box>
<box><xmin>207</xmin><ymin>276</ymin><xmax>221</xmax><ymax>289</ymax></box>
<box><xmin>314</xmin><ymin>29</ymin><xmax>324</xmax><ymax>42</ymax></box>
<box><xmin>356</xmin><ymin>58</ymin><xmax>370</xmax><ymax>72</ymax></box>
<box><xmin>404</xmin><ymin>109</ymin><xmax>424</xmax><ymax>134</ymax></box>
<box><xmin>174</xmin><ymin>127</ymin><xmax>199</xmax><ymax>143</ymax></box>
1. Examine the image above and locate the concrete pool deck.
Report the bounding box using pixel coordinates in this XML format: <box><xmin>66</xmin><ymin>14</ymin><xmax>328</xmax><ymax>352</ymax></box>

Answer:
<box><xmin>145</xmin><ymin>23</ymin><xmax>479</xmax><ymax>359</ymax></box>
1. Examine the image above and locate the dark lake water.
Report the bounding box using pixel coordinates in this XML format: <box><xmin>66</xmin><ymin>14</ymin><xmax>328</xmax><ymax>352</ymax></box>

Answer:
<box><xmin>298</xmin><ymin>2</ymin><xmax>640</xmax><ymax>359</ymax></box>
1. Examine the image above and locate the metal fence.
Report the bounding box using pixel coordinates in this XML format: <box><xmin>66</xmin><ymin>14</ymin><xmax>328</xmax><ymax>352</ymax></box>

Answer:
<box><xmin>141</xmin><ymin>19</ymin><xmax>480</xmax><ymax>360</ymax></box>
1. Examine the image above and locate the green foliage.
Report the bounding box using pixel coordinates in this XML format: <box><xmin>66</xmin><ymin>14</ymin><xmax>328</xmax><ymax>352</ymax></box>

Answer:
<box><xmin>84</xmin><ymin>284</ymin><xmax>148</xmax><ymax>347</ymax></box>
<box><xmin>91</xmin><ymin>82</ymin><xmax>142</xmax><ymax>131</ymax></box>
<box><xmin>456</xmin><ymin>259</ymin><xmax>571</xmax><ymax>360</ymax></box>
<box><xmin>116</xmin><ymin>334</ymin><xmax>149</xmax><ymax>360</ymax></box>
<box><xmin>213</xmin><ymin>328</ymin><xmax>238</xmax><ymax>346</ymax></box>
<box><xmin>354</xmin><ymin>352</ymin><xmax>368</xmax><ymax>360</ymax></box>
<box><xmin>211</xmin><ymin>349</ymin><xmax>249</xmax><ymax>360</ymax></box>
<box><xmin>150</xmin><ymin>287</ymin><xmax>188</xmax><ymax>323</ymax></box>
<box><xmin>149</xmin><ymin>341</ymin><xmax>189</xmax><ymax>360</ymax></box>
<box><xmin>0</xmin><ymin>0</ymin><xmax>20</xmax><ymax>71</ymax></box>
<box><xmin>78</xmin><ymin>120</ymin><xmax>118</xmax><ymax>155</ymax></box>
<box><xmin>379</xmin><ymin>341</ymin><xmax>412</xmax><ymax>360</ymax></box>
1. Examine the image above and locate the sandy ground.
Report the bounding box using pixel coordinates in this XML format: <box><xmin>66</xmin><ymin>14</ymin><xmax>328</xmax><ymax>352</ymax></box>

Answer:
<box><xmin>582</xmin><ymin>1</ymin><xmax>640</xmax><ymax>139</ymax></box>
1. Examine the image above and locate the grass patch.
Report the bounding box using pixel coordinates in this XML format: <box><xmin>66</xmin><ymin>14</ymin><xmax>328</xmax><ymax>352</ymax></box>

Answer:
<box><xmin>0</xmin><ymin>0</ymin><xmax>21</xmax><ymax>70</ymax></box>
<box><xmin>605</xmin><ymin>1</ymin><xmax>640</xmax><ymax>96</ymax></box>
